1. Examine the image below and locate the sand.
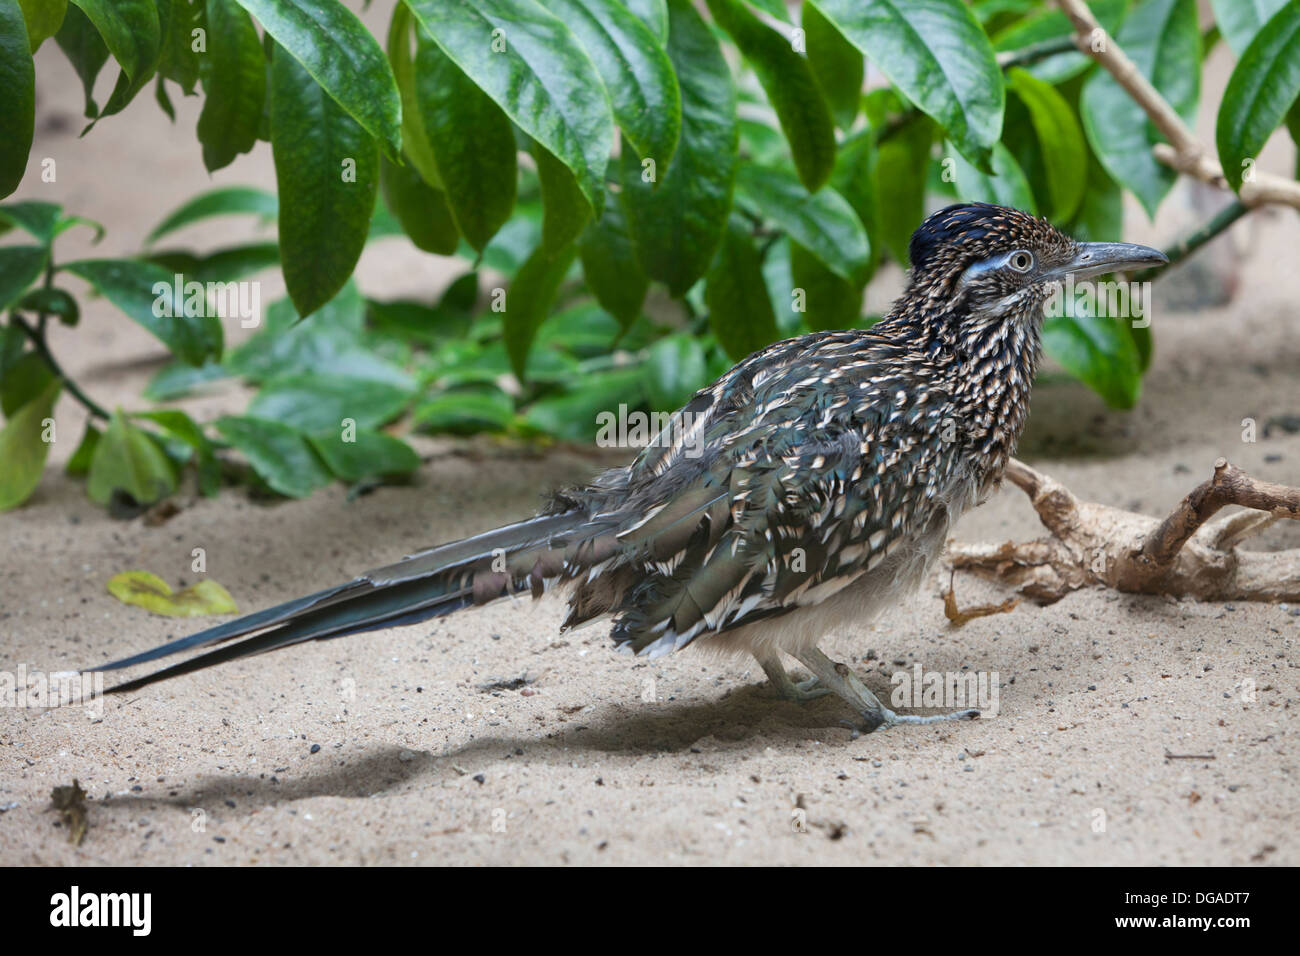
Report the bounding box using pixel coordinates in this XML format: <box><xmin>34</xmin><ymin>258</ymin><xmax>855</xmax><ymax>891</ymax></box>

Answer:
<box><xmin>1</xmin><ymin>4</ymin><xmax>1296</xmax><ymax>865</ymax></box>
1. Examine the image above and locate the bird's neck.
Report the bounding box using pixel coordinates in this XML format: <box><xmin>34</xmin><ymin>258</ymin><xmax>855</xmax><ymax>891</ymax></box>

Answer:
<box><xmin>879</xmin><ymin>293</ymin><xmax>1045</xmax><ymax>482</ymax></box>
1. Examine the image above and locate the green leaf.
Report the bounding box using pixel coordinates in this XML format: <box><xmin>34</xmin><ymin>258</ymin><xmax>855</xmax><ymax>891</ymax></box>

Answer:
<box><xmin>16</xmin><ymin>286</ymin><xmax>79</xmax><ymax>326</ymax></box>
<box><xmin>621</xmin><ymin>0</ymin><xmax>737</xmax><ymax>296</ymax></box>
<box><xmin>643</xmin><ymin>334</ymin><xmax>706</xmax><ymax>411</ymax></box>
<box><xmin>0</xmin><ymin>321</ymin><xmax>23</xmax><ymax>376</ymax></box>
<box><xmin>1068</xmin><ymin>149</ymin><xmax>1124</xmax><ymax>242</ymax></box>
<box><xmin>247</xmin><ymin>373</ymin><xmax>412</xmax><ymax>433</ymax></box>
<box><xmin>0</xmin><ymin>377</ymin><xmax>59</xmax><ymax>510</ymax></box>
<box><xmin>62</xmin><ymin>258</ymin><xmax>223</xmax><ymax>365</ymax></box>
<box><xmin>411</xmin><ymin>24</ymin><xmax>517</xmax><ymax>251</ymax></box>
<box><xmin>1007</xmin><ymin>68</ymin><xmax>1085</xmax><ymax>221</ymax></box>
<box><xmin>1216</xmin><ymin>0</ymin><xmax>1300</xmax><ymax>193</ymax></box>
<box><xmin>143</xmin><ymin>358</ymin><xmax>227</xmax><ymax>401</ymax></box>
<box><xmin>215</xmin><ymin>414</ymin><xmax>332</xmax><ymax>497</ymax></box>
<box><xmin>69</xmin><ymin>0</ymin><xmax>156</xmax><ymax>81</ymax></box>
<box><xmin>1042</xmin><ymin>300</ymin><xmax>1142</xmax><ymax>409</ymax></box>
<box><xmin>54</xmin><ymin>3</ymin><xmax>109</xmax><ymax>118</ymax></box>
<box><xmin>791</xmin><ymin>240</ymin><xmax>861</xmax><ymax>332</ymax></box>
<box><xmin>578</xmin><ymin>194</ymin><xmax>648</xmax><ymax>328</ymax></box>
<box><xmin>380</xmin><ymin>154</ymin><xmax>459</xmax><ymax>255</ymax></box>
<box><xmin>226</xmin><ymin>283</ymin><xmax>414</xmax><ymax>387</ymax></box>
<box><xmin>802</xmin><ymin>0</ymin><xmax>862</xmax><ymax>131</ymax></box>
<box><xmin>991</xmin><ymin>0</ymin><xmax>1129</xmax><ymax>85</ymax></box>
<box><xmin>65</xmin><ymin>420</ymin><xmax>99</xmax><ymax>475</ymax></box>
<box><xmin>87</xmin><ymin>408</ymin><xmax>177</xmax><ymax>505</ymax></box>
<box><xmin>148</xmin><ymin>241</ymin><xmax>280</xmax><ymax>285</ymax></box>
<box><xmin>0</xmin><ymin>200</ymin><xmax>62</xmax><ymax>243</ymax></box>
<box><xmin>196</xmin><ymin>0</ymin><xmax>265</xmax><ymax>172</ymax></box>
<box><xmin>734</xmin><ymin>164</ymin><xmax>869</xmax><ymax>282</ymax></box>
<box><xmin>534</xmin><ymin>140</ymin><xmax>591</xmax><ymax>253</ymax></box>
<box><xmin>624</xmin><ymin>0</ymin><xmax>666</xmax><ymax>41</ymax></box>
<box><xmin>233</xmin><ymin>0</ymin><xmax>401</xmax><ymax>159</ymax></box>
<box><xmin>270</xmin><ymin>43</ymin><xmax>379</xmax><ymax>318</ymax></box>
<box><xmin>1080</xmin><ymin>0</ymin><xmax>1200</xmax><ymax>218</ymax></box>
<box><xmin>17</xmin><ymin>0</ymin><xmax>68</xmax><ymax>51</ymax></box>
<box><xmin>405</xmin><ymin>0</ymin><xmax>615</xmax><ymax>214</ymax></box>
<box><xmin>1210</xmin><ymin>0</ymin><xmax>1289</xmax><ymax>55</ymax></box>
<box><xmin>706</xmin><ymin>214</ymin><xmax>779</xmax><ymax>361</ymax></box>
<box><xmin>0</xmin><ymin>0</ymin><xmax>35</xmax><ymax>198</ymax></box>
<box><xmin>829</xmin><ymin>131</ymin><xmax>880</xmax><ymax>282</ymax></box>
<box><xmin>146</xmin><ymin>185</ymin><xmax>277</xmax><ymax>244</ymax></box>
<box><xmin>156</xmin><ymin>0</ymin><xmax>198</xmax><ymax>93</ymax></box>
<box><xmin>386</xmin><ymin>2</ymin><xmax>440</xmax><ymax>187</ymax></box>
<box><xmin>947</xmin><ymin>140</ymin><xmax>1037</xmax><ymax>213</ymax></box>
<box><xmin>0</xmin><ymin>245</ymin><xmax>48</xmax><ymax>312</ymax></box>
<box><xmin>1</xmin><ymin>351</ymin><xmax>54</xmax><ymax>417</ymax></box>
<box><xmin>538</xmin><ymin>0</ymin><xmax>680</xmax><ymax>169</ymax></box>
<box><xmin>523</xmin><ymin>367</ymin><xmax>645</xmax><ymax>442</ymax></box>
<box><xmin>367</xmin><ymin>296</ymin><xmax>472</xmax><ymax>346</ymax></box>
<box><xmin>706</xmin><ymin>0</ymin><xmax>835</xmax><ymax>191</ymax></box>
<box><xmin>413</xmin><ymin>386</ymin><xmax>514</xmax><ymax>434</ymax></box>
<box><xmin>106</xmin><ymin>570</ymin><xmax>238</xmax><ymax>617</ymax></box>
<box><xmin>74</xmin><ymin>0</ymin><xmax>161</xmax><ymax>121</ymax></box>
<box><xmin>811</xmin><ymin>0</ymin><xmax>1003</xmax><ymax>171</ymax></box>
<box><xmin>503</xmin><ymin>240</ymin><xmax>578</xmax><ymax>380</ymax></box>
<box><xmin>133</xmin><ymin>407</ymin><xmax>220</xmax><ymax>495</ymax></box>
<box><xmin>872</xmin><ymin>114</ymin><xmax>932</xmax><ymax>266</ymax></box>
<box><xmin>308</xmin><ymin>429</ymin><xmax>419</xmax><ymax>481</ymax></box>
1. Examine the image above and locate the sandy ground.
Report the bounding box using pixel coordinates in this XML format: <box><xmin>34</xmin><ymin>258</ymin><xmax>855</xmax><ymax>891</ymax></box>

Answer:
<box><xmin>1</xmin><ymin>4</ymin><xmax>1297</xmax><ymax>865</ymax></box>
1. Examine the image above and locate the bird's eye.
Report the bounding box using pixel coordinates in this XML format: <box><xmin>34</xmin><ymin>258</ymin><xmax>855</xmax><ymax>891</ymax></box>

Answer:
<box><xmin>1008</xmin><ymin>250</ymin><xmax>1034</xmax><ymax>273</ymax></box>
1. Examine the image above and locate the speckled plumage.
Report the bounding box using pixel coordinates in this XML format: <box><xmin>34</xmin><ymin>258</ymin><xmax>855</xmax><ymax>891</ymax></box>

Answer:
<box><xmin>94</xmin><ymin>205</ymin><xmax>1165</xmax><ymax>729</ymax></box>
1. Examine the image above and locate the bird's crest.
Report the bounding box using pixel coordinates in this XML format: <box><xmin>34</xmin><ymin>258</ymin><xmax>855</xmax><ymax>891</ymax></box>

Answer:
<box><xmin>908</xmin><ymin>202</ymin><xmax>1071</xmax><ymax>276</ymax></box>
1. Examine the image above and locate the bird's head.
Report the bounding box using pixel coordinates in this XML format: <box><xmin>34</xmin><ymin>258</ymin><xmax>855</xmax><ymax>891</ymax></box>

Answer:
<box><xmin>903</xmin><ymin>202</ymin><xmax>1167</xmax><ymax>336</ymax></box>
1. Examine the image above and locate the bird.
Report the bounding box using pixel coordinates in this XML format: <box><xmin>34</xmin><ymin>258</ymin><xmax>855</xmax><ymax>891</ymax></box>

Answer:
<box><xmin>88</xmin><ymin>203</ymin><xmax>1166</xmax><ymax>732</ymax></box>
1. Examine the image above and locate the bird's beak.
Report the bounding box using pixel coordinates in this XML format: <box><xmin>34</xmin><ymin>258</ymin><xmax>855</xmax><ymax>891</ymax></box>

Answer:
<box><xmin>1050</xmin><ymin>241</ymin><xmax>1169</xmax><ymax>280</ymax></box>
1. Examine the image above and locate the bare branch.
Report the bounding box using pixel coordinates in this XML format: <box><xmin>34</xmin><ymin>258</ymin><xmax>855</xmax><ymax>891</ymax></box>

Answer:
<box><xmin>1055</xmin><ymin>0</ymin><xmax>1300</xmax><ymax>210</ymax></box>
<box><xmin>949</xmin><ymin>458</ymin><xmax>1300</xmax><ymax>604</ymax></box>
<box><xmin>1138</xmin><ymin>458</ymin><xmax>1300</xmax><ymax>568</ymax></box>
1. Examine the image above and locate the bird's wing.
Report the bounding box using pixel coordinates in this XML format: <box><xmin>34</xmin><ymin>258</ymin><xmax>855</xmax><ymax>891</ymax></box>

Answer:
<box><xmin>602</xmin><ymin>337</ymin><xmax>958</xmax><ymax>656</ymax></box>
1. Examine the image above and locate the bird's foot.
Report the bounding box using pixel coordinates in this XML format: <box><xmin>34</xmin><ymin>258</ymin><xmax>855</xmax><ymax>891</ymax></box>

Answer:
<box><xmin>843</xmin><ymin>706</ymin><xmax>980</xmax><ymax>737</ymax></box>
<box><xmin>795</xmin><ymin>646</ymin><xmax>979</xmax><ymax>735</ymax></box>
<box><xmin>758</xmin><ymin>656</ymin><xmax>833</xmax><ymax>703</ymax></box>
<box><xmin>777</xmin><ymin>676</ymin><xmax>833</xmax><ymax>703</ymax></box>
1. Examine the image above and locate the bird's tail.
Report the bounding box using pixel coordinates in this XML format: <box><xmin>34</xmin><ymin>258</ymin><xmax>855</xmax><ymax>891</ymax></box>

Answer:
<box><xmin>90</xmin><ymin>507</ymin><xmax>618</xmax><ymax>695</ymax></box>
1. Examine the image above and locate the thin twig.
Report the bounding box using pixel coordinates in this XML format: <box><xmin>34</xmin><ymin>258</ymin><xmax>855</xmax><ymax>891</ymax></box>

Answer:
<box><xmin>1055</xmin><ymin>0</ymin><xmax>1300</xmax><ymax>210</ymax></box>
<box><xmin>994</xmin><ymin>35</ymin><xmax>1080</xmax><ymax>70</ymax></box>
<box><xmin>1138</xmin><ymin>458</ymin><xmax>1300</xmax><ymax>569</ymax></box>
<box><xmin>10</xmin><ymin>313</ymin><xmax>110</xmax><ymax>421</ymax></box>
<box><xmin>1132</xmin><ymin>200</ymin><xmax>1251</xmax><ymax>283</ymax></box>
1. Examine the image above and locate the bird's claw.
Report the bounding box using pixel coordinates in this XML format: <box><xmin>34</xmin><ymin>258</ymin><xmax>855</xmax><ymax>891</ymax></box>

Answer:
<box><xmin>844</xmin><ymin>707</ymin><xmax>981</xmax><ymax>736</ymax></box>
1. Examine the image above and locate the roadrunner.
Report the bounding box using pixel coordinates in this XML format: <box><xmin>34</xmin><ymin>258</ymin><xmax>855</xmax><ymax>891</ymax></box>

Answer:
<box><xmin>91</xmin><ymin>203</ymin><xmax>1165</xmax><ymax>731</ymax></box>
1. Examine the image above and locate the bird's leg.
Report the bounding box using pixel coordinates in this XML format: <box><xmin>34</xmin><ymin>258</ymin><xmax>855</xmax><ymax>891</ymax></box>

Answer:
<box><xmin>757</xmin><ymin>654</ymin><xmax>832</xmax><ymax>703</ymax></box>
<box><xmin>794</xmin><ymin>646</ymin><xmax>980</xmax><ymax>733</ymax></box>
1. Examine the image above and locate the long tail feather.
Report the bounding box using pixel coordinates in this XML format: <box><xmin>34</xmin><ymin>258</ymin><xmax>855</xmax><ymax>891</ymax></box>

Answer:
<box><xmin>90</xmin><ymin>510</ymin><xmax>592</xmax><ymax>695</ymax></box>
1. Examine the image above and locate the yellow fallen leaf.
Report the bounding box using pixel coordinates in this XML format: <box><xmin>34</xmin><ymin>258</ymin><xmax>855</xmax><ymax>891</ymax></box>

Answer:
<box><xmin>106</xmin><ymin>570</ymin><xmax>238</xmax><ymax>618</ymax></box>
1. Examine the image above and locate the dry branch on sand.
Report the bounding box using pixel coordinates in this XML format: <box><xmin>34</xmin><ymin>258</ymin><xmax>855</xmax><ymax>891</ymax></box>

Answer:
<box><xmin>947</xmin><ymin>458</ymin><xmax>1300</xmax><ymax>604</ymax></box>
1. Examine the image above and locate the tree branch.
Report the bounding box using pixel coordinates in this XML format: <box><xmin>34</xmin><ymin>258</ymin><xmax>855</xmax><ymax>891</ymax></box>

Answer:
<box><xmin>1055</xmin><ymin>0</ymin><xmax>1300</xmax><ymax>210</ymax></box>
<box><xmin>1131</xmin><ymin>200</ymin><xmax>1250</xmax><ymax>282</ymax></box>
<box><xmin>11</xmin><ymin>313</ymin><xmax>110</xmax><ymax>421</ymax></box>
<box><xmin>949</xmin><ymin>459</ymin><xmax>1300</xmax><ymax>604</ymax></box>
